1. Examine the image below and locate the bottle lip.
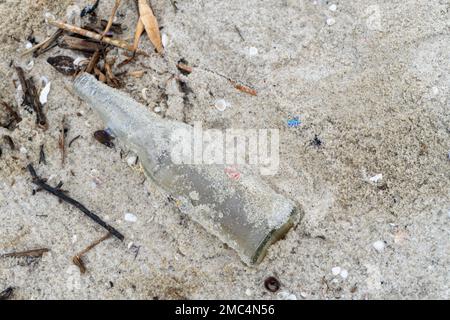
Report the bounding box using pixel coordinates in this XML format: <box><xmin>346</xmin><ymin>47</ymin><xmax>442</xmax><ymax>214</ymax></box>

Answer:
<box><xmin>250</xmin><ymin>207</ymin><xmax>297</xmax><ymax>265</ymax></box>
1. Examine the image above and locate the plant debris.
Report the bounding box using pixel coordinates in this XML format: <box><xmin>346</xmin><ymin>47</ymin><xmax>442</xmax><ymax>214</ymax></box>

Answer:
<box><xmin>0</xmin><ymin>287</ymin><xmax>14</xmax><ymax>300</ymax></box>
<box><xmin>1</xmin><ymin>101</ymin><xmax>22</xmax><ymax>129</ymax></box>
<box><xmin>59</xmin><ymin>35</ymin><xmax>104</xmax><ymax>53</ymax></box>
<box><xmin>15</xmin><ymin>67</ymin><xmax>48</xmax><ymax>129</ymax></box>
<box><xmin>94</xmin><ymin>130</ymin><xmax>114</xmax><ymax>148</ymax></box>
<box><xmin>58</xmin><ymin>116</ymin><xmax>67</xmax><ymax>166</ymax></box>
<box><xmin>3</xmin><ymin>135</ymin><xmax>15</xmax><ymax>150</ymax></box>
<box><xmin>47</xmin><ymin>56</ymin><xmax>78</xmax><ymax>76</ymax></box>
<box><xmin>39</xmin><ymin>144</ymin><xmax>46</xmax><ymax>165</ymax></box>
<box><xmin>73</xmin><ymin>233</ymin><xmax>111</xmax><ymax>274</ymax></box>
<box><xmin>81</xmin><ymin>0</ymin><xmax>100</xmax><ymax>17</ymax></box>
<box><xmin>27</xmin><ymin>164</ymin><xmax>124</xmax><ymax>241</ymax></box>
<box><xmin>1</xmin><ymin>248</ymin><xmax>49</xmax><ymax>259</ymax></box>
<box><xmin>138</xmin><ymin>0</ymin><xmax>163</xmax><ymax>54</ymax></box>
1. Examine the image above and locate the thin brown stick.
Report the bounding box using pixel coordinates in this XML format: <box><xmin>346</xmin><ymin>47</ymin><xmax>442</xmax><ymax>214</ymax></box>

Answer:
<box><xmin>49</xmin><ymin>20</ymin><xmax>137</xmax><ymax>52</ymax></box>
<box><xmin>102</xmin><ymin>0</ymin><xmax>122</xmax><ymax>38</ymax></box>
<box><xmin>73</xmin><ymin>233</ymin><xmax>111</xmax><ymax>274</ymax></box>
<box><xmin>1</xmin><ymin>248</ymin><xmax>49</xmax><ymax>259</ymax></box>
<box><xmin>85</xmin><ymin>50</ymin><xmax>101</xmax><ymax>74</ymax></box>
<box><xmin>58</xmin><ymin>116</ymin><xmax>66</xmax><ymax>167</ymax></box>
<box><xmin>21</xmin><ymin>29</ymin><xmax>63</xmax><ymax>57</ymax></box>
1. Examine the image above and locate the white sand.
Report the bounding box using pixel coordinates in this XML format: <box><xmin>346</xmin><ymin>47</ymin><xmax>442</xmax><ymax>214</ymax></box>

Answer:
<box><xmin>0</xmin><ymin>0</ymin><xmax>449</xmax><ymax>299</ymax></box>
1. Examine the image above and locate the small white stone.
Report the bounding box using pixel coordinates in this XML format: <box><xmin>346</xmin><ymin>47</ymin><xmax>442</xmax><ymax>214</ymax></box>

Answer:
<box><xmin>154</xmin><ymin>106</ymin><xmax>162</xmax><ymax>113</ymax></box>
<box><xmin>245</xmin><ymin>289</ymin><xmax>252</xmax><ymax>296</ymax></box>
<box><xmin>25</xmin><ymin>41</ymin><xmax>33</xmax><ymax>49</ymax></box>
<box><xmin>340</xmin><ymin>269</ymin><xmax>349</xmax><ymax>279</ymax></box>
<box><xmin>128</xmin><ymin>242</ymin><xmax>134</xmax><ymax>249</ymax></box>
<box><xmin>248</xmin><ymin>47</ymin><xmax>258</xmax><ymax>56</ymax></box>
<box><xmin>373</xmin><ymin>240</ymin><xmax>385</xmax><ymax>252</ymax></box>
<box><xmin>189</xmin><ymin>191</ymin><xmax>200</xmax><ymax>201</ymax></box>
<box><xmin>214</xmin><ymin>99</ymin><xmax>229</xmax><ymax>112</ymax></box>
<box><xmin>370</xmin><ymin>174</ymin><xmax>383</xmax><ymax>183</ymax></box>
<box><xmin>332</xmin><ymin>266</ymin><xmax>341</xmax><ymax>276</ymax></box>
<box><xmin>124</xmin><ymin>213</ymin><xmax>138</xmax><ymax>223</ymax></box>
<box><xmin>277</xmin><ymin>291</ymin><xmax>290</xmax><ymax>300</ymax></box>
<box><xmin>431</xmin><ymin>86</ymin><xmax>439</xmax><ymax>96</ymax></box>
<box><xmin>127</xmin><ymin>155</ymin><xmax>138</xmax><ymax>167</ymax></box>
<box><xmin>329</xmin><ymin>4</ymin><xmax>337</xmax><ymax>11</ymax></box>
<box><xmin>286</xmin><ymin>294</ymin><xmax>297</xmax><ymax>300</ymax></box>
<box><xmin>72</xmin><ymin>235</ymin><xmax>77</xmax><ymax>244</ymax></box>
<box><xmin>326</xmin><ymin>18</ymin><xmax>336</xmax><ymax>26</ymax></box>
<box><xmin>300</xmin><ymin>292</ymin><xmax>308</xmax><ymax>298</ymax></box>
<box><xmin>20</xmin><ymin>147</ymin><xmax>28</xmax><ymax>154</ymax></box>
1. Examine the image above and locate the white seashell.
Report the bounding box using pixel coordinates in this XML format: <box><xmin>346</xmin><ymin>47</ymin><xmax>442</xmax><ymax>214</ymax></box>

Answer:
<box><xmin>332</xmin><ymin>266</ymin><xmax>341</xmax><ymax>276</ymax></box>
<box><xmin>125</xmin><ymin>213</ymin><xmax>138</xmax><ymax>223</ymax></box>
<box><xmin>369</xmin><ymin>174</ymin><xmax>383</xmax><ymax>183</ymax></box>
<box><xmin>127</xmin><ymin>155</ymin><xmax>138</xmax><ymax>167</ymax></box>
<box><xmin>74</xmin><ymin>57</ymin><xmax>89</xmax><ymax>67</ymax></box>
<box><xmin>373</xmin><ymin>240</ymin><xmax>385</xmax><ymax>252</ymax></box>
<box><xmin>40</xmin><ymin>81</ymin><xmax>51</xmax><ymax>105</ymax></box>
<box><xmin>142</xmin><ymin>88</ymin><xmax>148</xmax><ymax>100</ymax></box>
<box><xmin>248</xmin><ymin>47</ymin><xmax>258</xmax><ymax>56</ymax></box>
<box><xmin>326</xmin><ymin>18</ymin><xmax>336</xmax><ymax>26</ymax></box>
<box><xmin>214</xmin><ymin>99</ymin><xmax>229</xmax><ymax>112</ymax></box>
<box><xmin>161</xmin><ymin>33</ymin><xmax>169</xmax><ymax>48</ymax></box>
<box><xmin>25</xmin><ymin>60</ymin><xmax>34</xmax><ymax>71</ymax></box>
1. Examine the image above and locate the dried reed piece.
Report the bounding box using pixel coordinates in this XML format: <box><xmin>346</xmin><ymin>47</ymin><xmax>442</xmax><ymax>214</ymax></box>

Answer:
<box><xmin>49</xmin><ymin>20</ymin><xmax>136</xmax><ymax>52</ymax></box>
<box><xmin>102</xmin><ymin>0</ymin><xmax>122</xmax><ymax>38</ymax></box>
<box><xmin>138</xmin><ymin>0</ymin><xmax>163</xmax><ymax>54</ymax></box>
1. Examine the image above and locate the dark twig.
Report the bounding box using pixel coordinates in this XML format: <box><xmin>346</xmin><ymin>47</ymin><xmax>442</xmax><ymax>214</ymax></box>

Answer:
<box><xmin>1</xmin><ymin>248</ymin><xmax>49</xmax><ymax>259</ymax></box>
<box><xmin>39</xmin><ymin>144</ymin><xmax>46</xmax><ymax>165</ymax></box>
<box><xmin>0</xmin><ymin>287</ymin><xmax>14</xmax><ymax>300</ymax></box>
<box><xmin>27</xmin><ymin>164</ymin><xmax>124</xmax><ymax>241</ymax></box>
<box><xmin>68</xmin><ymin>135</ymin><xmax>81</xmax><ymax>148</ymax></box>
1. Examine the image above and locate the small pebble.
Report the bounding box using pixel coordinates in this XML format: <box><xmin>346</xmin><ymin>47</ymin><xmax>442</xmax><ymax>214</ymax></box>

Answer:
<box><xmin>326</xmin><ymin>18</ymin><xmax>336</xmax><ymax>26</ymax></box>
<box><xmin>25</xmin><ymin>41</ymin><xmax>33</xmax><ymax>49</ymax></box>
<box><xmin>329</xmin><ymin>4</ymin><xmax>337</xmax><ymax>11</ymax></box>
<box><xmin>373</xmin><ymin>240</ymin><xmax>385</xmax><ymax>252</ymax></box>
<box><xmin>331</xmin><ymin>266</ymin><xmax>341</xmax><ymax>276</ymax></box>
<box><xmin>300</xmin><ymin>292</ymin><xmax>308</xmax><ymax>298</ymax></box>
<box><xmin>127</xmin><ymin>155</ymin><xmax>138</xmax><ymax>167</ymax></box>
<box><xmin>214</xmin><ymin>99</ymin><xmax>229</xmax><ymax>112</ymax></box>
<box><xmin>124</xmin><ymin>213</ymin><xmax>138</xmax><ymax>223</ymax></box>
<box><xmin>340</xmin><ymin>269</ymin><xmax>349</xmax><ymax>279</ymax></box>
<box><xmin>248</xmin><ymin>47</ymin><xmax>258</xmax><ymax>56</ymax></box>
<box><xmin>431</xmin><ymin>86</ymin><xmax>439</xmax><ymax>96</ymax></box>
<box><xmin>245</xmin><ymin>289</ymin><xmax>252</xmax><ymax>296</ymax></box>
<box><xmin>19</xmin><ymin>147</ymin><xmax>28</xmax><ymax>154</ymax></box>
<box><xmin>370</xmin><ymin>174</ymin><xmax>383</xmax><ymax>183</ymax></box>
<box><xmin>154</xmin><ymin>106</ymin><xmax>162</xmax><ymax>113</ymax></box>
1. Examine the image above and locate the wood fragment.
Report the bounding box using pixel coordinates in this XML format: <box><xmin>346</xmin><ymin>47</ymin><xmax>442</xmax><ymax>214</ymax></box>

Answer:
<box><xmin>230</xmin><ymin>80</ymin><xmax>257</xmax><ymax>96</ymax></box>
<box><xmin>72</xmin><ymin>233</ymin><xmax>111</xmax><ymax>274</ymax></box>
<box><xmin>1</xmin><ymin>248</ymin><xmax>49</xmax><ymax>259</ymax></box>
<box><xmin>49</xmin><ymin>20</ymin><xmax>137</xmax><ymax>52</ymax></box>
<box><xmin>102</xmin><ymin>0</ymin><xmax>122</xmax><ymax>38</ymax></box>
<box><xmin>21</xmin><ymin>29</ymin><xmax>63</xmax><ymax>57</ymax></box>
<box><xmin>15</xmin><ymin>67</ymin><xmax>48</xmax><ymax>129</ymax></box>
<box><xmin>59</xmin><ymin>35</ymin><xmax>103</xmax><ymax>53</ymax></box>
<box><xmin>1</xmin><ymin>101</ymin><xmax>22</xmax><ymax>128</ymax></box>
<box><xmin>0</xmin><ymin>287</ymin><xmax>14</xmax><ymax>300</ymax></box>
<box><xmin>85</xmin><ymin>50</ymin><xmax>101</xmax><ymax>74</ymax></box>
<box><xmin>177</xmin><ymin>63</ymin><xmax>192</xmax><ymax>75</ymax></box>
<box><xmin>138</xmin><ymin>0</ymin><xmax>163</xmax><ymax>54</ymax></box>
<box><xmin>3</xmin><ymin>135</ymin><xmax>15</xmax><ymax>150</ymax></box>
<box><xmin>94</xmin><ymin>67</ymin><xmax>107</xmax><ymax>83</ymax></box>
<box><xmin>58</xmin><ymin>116</ymin><xmax>67</xmax><ymax>167</ymax></box>
<box><xmin>127</xmin><ymin>70</ymin><xmax>145</xmax><ymax>78</ymax></box>
<box><xmin>27</xmin><ymin>164</ymin><xmax>124</xmax><ymax>241</ymax></box>
<box><xmin>39</xmin><ymin>144</ymin><xmax>46</xmax><ymax>165</ymax></box>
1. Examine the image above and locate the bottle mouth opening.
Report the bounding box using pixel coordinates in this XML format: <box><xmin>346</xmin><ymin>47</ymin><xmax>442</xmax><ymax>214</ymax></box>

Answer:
<box><xmin>250</xmin><ymin>207</ymin><xmax>297</xmax><ymax>265</ymax></box>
